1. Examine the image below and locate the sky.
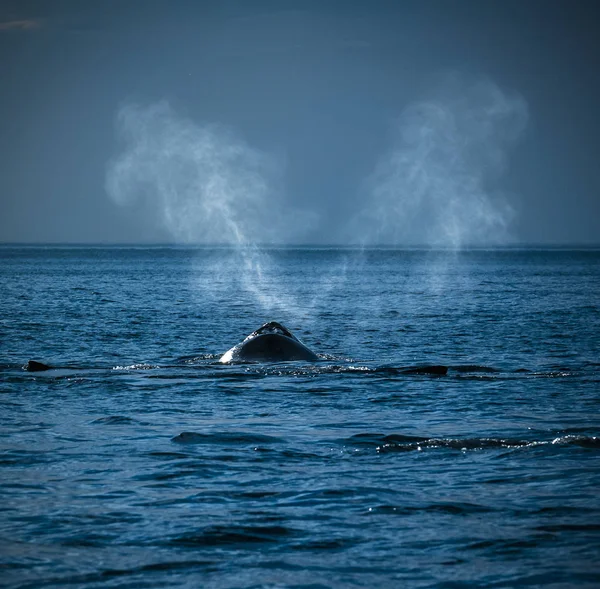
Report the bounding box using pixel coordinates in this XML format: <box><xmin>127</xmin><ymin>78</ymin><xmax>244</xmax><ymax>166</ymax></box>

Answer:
<box><xmin>0</xmin><ymin>0</ymin><xmax>599</xmax><ymax>245</ymax></box>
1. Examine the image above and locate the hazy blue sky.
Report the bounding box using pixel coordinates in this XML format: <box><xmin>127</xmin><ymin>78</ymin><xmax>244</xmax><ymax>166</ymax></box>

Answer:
<box><xmin>1</xmin><ymin>0</ymin><xmax>599</xmax><ymax>245</ymax></box>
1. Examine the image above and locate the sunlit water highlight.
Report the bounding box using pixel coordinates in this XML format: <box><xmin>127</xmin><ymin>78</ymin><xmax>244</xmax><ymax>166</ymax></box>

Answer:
<box><xmin>1</xmin><ymin>246</ymin><xmax>599</xmax><ymax>588</ymax></box>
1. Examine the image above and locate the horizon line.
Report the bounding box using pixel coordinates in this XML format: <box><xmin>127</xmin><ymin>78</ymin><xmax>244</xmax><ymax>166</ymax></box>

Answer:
<box><xmin>2</xmin><ymin>242</ymin><xmax>600</xmax><ymax>251</ymax></box>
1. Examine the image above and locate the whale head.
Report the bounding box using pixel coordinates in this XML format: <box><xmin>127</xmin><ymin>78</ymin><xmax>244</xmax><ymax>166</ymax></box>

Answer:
<box><xmin>219</xmin><ymin>321</ymin><xmax>319</xmax><ymax>363</ymax></box>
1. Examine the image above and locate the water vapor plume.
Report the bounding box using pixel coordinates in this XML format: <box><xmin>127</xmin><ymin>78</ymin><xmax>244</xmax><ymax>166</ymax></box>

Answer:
<box><xmin>106</xmin><ymin>101</ymin><xmax>313</xmax><ymax>245</ymax></box>
<box><xmin>356</xmin><ymin>75</ymin><xmax>529</xmax><ymax>247</ymax></box>
<box><xmin>105</xmin><ymin>101</ymin><xmax>337</xmax><ymax>324</ymax></box>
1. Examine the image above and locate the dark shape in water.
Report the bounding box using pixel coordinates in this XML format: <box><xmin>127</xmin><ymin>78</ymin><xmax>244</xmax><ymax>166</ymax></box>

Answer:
<box><xmin>25</xmin><ymin>360</ymin><xmax>53</xmax><ymax>372</ymax></box>
<box><xmin>399</xmin><ymin>365</ymin><xmax>448</xmax><ymax>376</ymax></box>
<box><xmin>220</xmin><ymin>321</ymin><xmax>319</xmax><ymax>363</ymax></box>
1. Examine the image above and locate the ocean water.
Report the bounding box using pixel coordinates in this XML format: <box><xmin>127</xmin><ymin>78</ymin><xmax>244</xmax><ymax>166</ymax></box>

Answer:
<box><xmin>1</xmin><ymin>246</ymin><xmax>599</xmax><ymax>588</ymax></box>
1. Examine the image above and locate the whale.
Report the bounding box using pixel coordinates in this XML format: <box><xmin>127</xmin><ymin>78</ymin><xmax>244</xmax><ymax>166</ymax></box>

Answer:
<box><xmin>25</xmin><ymin>360</ymin><xmax>53</xmax><ymax>372</ymax></box>
<box><xmin>220</xmin><ymin>321</ymin><xmax>319</xmax><ymax>363</ymax></box>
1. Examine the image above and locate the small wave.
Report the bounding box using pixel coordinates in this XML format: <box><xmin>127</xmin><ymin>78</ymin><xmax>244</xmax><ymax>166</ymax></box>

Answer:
<box><xmin>134</xmin><ymin>462</ymin><xmax>211</xmax><ymax>482</ymax></box>
<box><xmin>375</xmin><ymin>365</ymin><xmax>448</xmax><ymax>376</ymax></box>
<box><xmin>346</xmin><ymin>433</ymin><xmax>427</xmax><ymax>446</ymax></box>
<box><xmin>145</xmin><ymin>451</ymin><xmax>190</xmax><ymax>460</ymax></box>
<box><xmin>291</xmin><ymin>537</ymin><xmax>360</xmax><ymax>550</ymax></box>
<box><xmin>232</xmin><ymin>490</ymin><xmax>280</xmax><ymax>499</ymax></box>
<box><xmin>171</xmin><ymin>431</ymin><xmax>283</xmax><ymax>445</ymax></box>
<box><xmin>215</xmin><ymin>364</ymin><xmax>449</xmax><ymax>378</ymax></box>
<box><xmin>12</xmin><ymin>560</ymin><xmax>218</xmax><ymax>587</ymax></box>
<box><xmin>135</xmin><ymin>559</ymin><xmax>218</xmax><ymax>572</ymax></box>
<box><xmin>252</xmin><ymin>447</ymin><xmax>323</xmax><ymax>461</ymax></box>
<box><xmin>112</xmin><ymin>364</ymin><xmax>157</xmax><ymax>370</ymax></box>
<box><xmin>340</xmin><ymin>432</ymin><xmax>600</xmax><ymax>453</ymax></box>
<box><xmin>91</xmin><ymin>415</ymin><xmax>145</xmax><ymax>425</ymax></box>
<box><xmin>366</xmin><ymin>502</ymin><xmax>493</xmax><ymax>516</ymax></box>
<box><xmin>551</xmin><ymin>434</ymin><xmax>600</xmax><ymax>448</ymax></box>
<box><xmin>521</xmin><ymin>370</ymin><xmax>575</xmax><ymax>379</ymax></box>
<box><xmin>170</xmin><ymin>524</ymin><xmax>297</xmax><ymax>546</ymax></box>
<box><xmin>375</xmin><ymin>437</ymin><xmax>533</xmax><ymax>453</ymax></box>
<box><xmin>530</xmin><ymin>505</ymin><xmax>595</xmax><ymax>516</ymax></box>
<box><xmin>447</xmin><ymin>366</ymin><xmax>580</xmax><ymax>380</ymax></box>
<box><xmin>316</xmin><ymin>365</ymin><xmax>448</xmax><ymax>376</ymax></box>
<box><xmin>465</xmin><ymin>538</ymin><xmax>541</xmax><ymax>552</ymax></box>
<box><xmin>0</xmin><ymin>450</ymin><xmax>53</xmax><ymax>467</ymax></box>
<box><xmin>534</xmin><ymin>523</ymin><xmax>600</xmax><ymax>533</ymax></box>
<box><xmin>178</xmin><ymin>353</ymin><xmax>220</xmax><ymax>364</ymax></box>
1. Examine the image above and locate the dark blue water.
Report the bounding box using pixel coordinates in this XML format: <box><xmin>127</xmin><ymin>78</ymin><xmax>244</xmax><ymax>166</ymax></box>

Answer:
<box><xmin>1</xmin><ymin>246</ymin><xmax>600</xmax><ymax>588</ymax></box>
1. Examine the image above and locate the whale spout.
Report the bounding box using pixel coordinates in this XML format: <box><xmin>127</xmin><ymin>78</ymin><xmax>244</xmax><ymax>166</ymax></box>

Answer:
<box><xmin>220</xmin><ymin>321</ymin><xmax>319</xmax><ymax>363</ymax></box>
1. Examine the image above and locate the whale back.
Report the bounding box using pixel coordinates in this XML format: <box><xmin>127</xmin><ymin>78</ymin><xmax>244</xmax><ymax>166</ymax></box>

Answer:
<box><xmin>220</xmin><ymin>321</ymin><xmax>318</xmax><ymax>363</ymax></box>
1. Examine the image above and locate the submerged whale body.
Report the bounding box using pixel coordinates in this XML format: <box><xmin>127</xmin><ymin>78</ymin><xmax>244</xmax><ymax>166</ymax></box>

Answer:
<box><xmin>220</xmin><ymin>321</ymin><xmax>319</xmax><ymax>363</ymax></box>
